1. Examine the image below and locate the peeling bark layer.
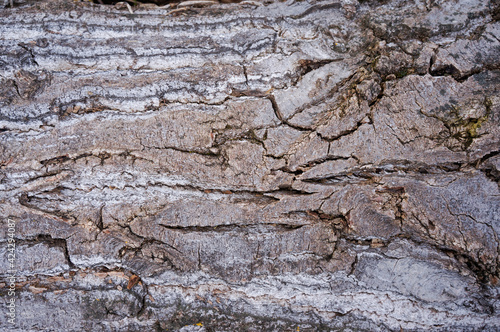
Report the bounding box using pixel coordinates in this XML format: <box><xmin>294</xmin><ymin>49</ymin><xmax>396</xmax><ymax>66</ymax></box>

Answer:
<box><xmin>1</xmin><ymin>0</ymin><xmax>500</xmax><ymax>330</ymax></box>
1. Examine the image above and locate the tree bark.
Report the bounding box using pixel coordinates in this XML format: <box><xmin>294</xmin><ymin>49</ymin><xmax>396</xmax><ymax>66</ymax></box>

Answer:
<box><xmin>1</xmin><ymin>0</ymin><xmax>499</xmax><ymax>330</ymax></box>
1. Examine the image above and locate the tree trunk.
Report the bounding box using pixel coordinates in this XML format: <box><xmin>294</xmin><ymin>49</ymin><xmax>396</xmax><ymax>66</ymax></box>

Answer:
<box><xmin>1</xmin><ymin>0</ymin><xmax>499</xmax><ymax>330</ymax></box>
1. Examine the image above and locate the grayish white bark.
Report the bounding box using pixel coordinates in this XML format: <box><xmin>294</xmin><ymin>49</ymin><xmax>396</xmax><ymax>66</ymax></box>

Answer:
<box><xmin>1</xmin><ymin>0</ymin><xmax>499</xmax><ymax>330</ymax></box>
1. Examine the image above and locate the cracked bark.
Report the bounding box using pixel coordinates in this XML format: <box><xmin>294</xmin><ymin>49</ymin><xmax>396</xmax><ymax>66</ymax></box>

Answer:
<box><xmin>1</xmin><ymin>0</ymin><xmax>500</xmax><ymax>331</ymax></box>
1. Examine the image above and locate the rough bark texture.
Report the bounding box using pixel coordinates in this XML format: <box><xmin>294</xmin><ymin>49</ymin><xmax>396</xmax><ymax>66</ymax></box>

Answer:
<box><xmin>1</xmin><ymin>0</ymin><xmax>500</xmax><ymax>330</ymax></box>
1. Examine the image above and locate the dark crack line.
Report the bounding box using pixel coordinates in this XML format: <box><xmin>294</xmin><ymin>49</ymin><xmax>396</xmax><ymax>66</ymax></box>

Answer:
<box><xmin>158</xmin><ymin>222</ymin><xmax>305</xmax><ymax>233</ymax></box>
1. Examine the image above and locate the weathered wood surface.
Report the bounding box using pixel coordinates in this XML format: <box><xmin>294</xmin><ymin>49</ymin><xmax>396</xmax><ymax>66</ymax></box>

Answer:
<box><xmin>0</xmin><ymin>0</ymin><xmax>499</xmax><ymax>330</ymax></box>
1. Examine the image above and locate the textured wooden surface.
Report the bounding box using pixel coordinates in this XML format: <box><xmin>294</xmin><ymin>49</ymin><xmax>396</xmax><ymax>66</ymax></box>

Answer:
<box><xmin>1</xmin><ymin>0</ymin><xmax>500</xmax><ymax>330</ymax></box>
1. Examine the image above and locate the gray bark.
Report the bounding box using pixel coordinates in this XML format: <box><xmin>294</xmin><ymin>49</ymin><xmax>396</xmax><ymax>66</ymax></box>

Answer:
<box><xmin>1</xmin><ymin>0</ymin><xmax>500</xmax><ymax>330</ymax></box>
